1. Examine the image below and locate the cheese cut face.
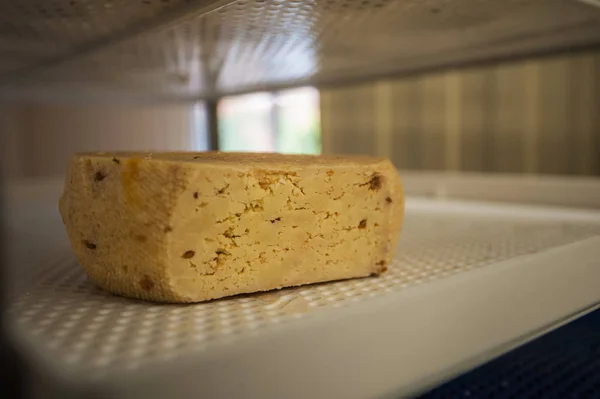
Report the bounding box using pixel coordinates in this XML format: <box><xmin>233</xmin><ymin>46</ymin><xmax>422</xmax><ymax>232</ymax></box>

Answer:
<box><xmin>59</xmin><ymin>152</ymin><xmax>404</xmax><ymax>303</ymax></box>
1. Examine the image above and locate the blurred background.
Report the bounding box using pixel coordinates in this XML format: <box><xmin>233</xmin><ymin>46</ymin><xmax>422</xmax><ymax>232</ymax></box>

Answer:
<box><xmin>1</xmin><ymin>51</ymin><xmax>598</xmax><ymax>181</ymax></box>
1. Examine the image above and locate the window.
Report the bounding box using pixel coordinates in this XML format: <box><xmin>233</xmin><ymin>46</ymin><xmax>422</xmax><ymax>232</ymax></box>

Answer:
<box><xmin>218</xmin><ymin>87</ymin><xmax>321</xmax><ymax>154</ymax></box>
<box><xmin>191</xmin><ymin>102</ymin><xmax>209</xmax><ymax>151</ymax></box>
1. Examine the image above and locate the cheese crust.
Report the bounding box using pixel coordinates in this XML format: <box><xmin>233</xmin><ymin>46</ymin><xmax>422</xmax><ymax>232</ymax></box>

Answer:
<box><xmin>59</xmin><ymin>152</ymin><xmax>404</xmax><ymax>303</ymax></box>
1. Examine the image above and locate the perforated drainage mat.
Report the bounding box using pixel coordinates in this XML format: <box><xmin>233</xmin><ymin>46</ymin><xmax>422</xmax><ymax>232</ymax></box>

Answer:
<box><xmin>7</xmin><ymin>204</ymin><xmax>600</xmax><ymax>381</ymax></box>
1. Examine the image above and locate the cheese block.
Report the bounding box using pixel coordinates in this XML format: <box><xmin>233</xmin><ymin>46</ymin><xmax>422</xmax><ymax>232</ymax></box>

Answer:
<box><xmin>59</xmin><ymin>152</ymin><xmax>404</xmax><ymax>303</ymax></box>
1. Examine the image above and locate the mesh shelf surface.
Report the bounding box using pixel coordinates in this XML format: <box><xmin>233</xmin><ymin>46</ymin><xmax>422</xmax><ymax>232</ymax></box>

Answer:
<box><xmin>7</xmin><ymin>202</ymin><xmax>600</xmax><ymax>388</ymax></box>
<box><xmin>1</xmin><ymin>0</ymin><xmax>599</xmax><ymax>100</ymax></box>
<box><xmin>0</xmin><ymin>0</ymin><xmax>197</xmax><ymax>76</ymax></box>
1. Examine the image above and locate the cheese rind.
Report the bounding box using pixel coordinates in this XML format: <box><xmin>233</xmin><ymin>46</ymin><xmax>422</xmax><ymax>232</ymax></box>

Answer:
<box><xmin>59</xmin><ymin>152</ymin><xmax>404</xmax><ymax>303</ymax></box>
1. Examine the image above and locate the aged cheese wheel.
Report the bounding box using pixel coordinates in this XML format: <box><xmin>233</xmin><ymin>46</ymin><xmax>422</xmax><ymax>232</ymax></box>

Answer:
<box><xmin>59</xmin><ymin>152</ymin><xmax>404</xmax><ymax>303</ymax></box>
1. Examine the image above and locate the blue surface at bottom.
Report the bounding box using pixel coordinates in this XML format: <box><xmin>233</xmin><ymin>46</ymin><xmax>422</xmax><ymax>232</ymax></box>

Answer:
<box><xmin>417</xmin><ymin>308</ymin><xmax>600</xmax><ymax>399</ymax></box>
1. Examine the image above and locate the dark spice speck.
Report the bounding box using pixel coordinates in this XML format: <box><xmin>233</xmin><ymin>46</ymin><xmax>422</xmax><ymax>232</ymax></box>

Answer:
<box><xmin>94</xmin><ymin>171</ymin><xmax>106</xmax><ymax>181</ymax></box>
<box><xmin>82</xmin><ymin>240</ymin><xmax>97</xmax><ymax>250</ymax></box>
<box><xmin>368</xmin><ymin>174</ymin><xmax>382</xmax><ymax>191</ymax></box>
<box><xmin>140</xmin><ymin>275</ymin><xmax>155</xmax><ymax>291</ymax></box>
<box><xmin>182</xmin><ymin>250</ymin><xmax>195</xmax><ymax>259</ymax></box>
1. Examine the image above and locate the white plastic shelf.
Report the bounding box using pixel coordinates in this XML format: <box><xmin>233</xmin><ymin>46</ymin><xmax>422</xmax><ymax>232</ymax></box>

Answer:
<box><xmin>6</xmin><ymin>197</ymin><xmax>600</xmax><ymax>398</ymax></box>
<box><xmin>1</xmin><ymin>0</ymin><xmax>599</xmax><ymax>101</ymax></box>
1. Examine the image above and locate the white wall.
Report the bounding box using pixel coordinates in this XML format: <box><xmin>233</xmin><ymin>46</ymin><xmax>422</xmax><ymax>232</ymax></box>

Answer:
<box><xmin>0</xmin><ymin>106</ymin><xmax>27</xmax><ymax>180</ymax></box>
<box><xmin>1</xmin><ymin>102</ymin><xmax>207</xmax><ymax>179</ymax></box>
<box><xmin>22</xmin><ymin>103</ymin><xmax>203</xmax><ymax>178</ymax></box>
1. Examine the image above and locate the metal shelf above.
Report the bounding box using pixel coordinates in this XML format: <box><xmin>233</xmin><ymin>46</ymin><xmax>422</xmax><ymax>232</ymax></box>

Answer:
<box><xmin>1</xmin><ymin>0</ymin><xmax>599</xmax><ymax>102</ymax></box>
<box><xmin>5</xmin><ymin>196</ymin><xmax>600</xmax><ymax>398</ymax></box>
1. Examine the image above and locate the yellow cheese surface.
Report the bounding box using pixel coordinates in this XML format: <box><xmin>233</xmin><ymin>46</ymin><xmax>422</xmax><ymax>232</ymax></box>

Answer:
<box><xmin>59</xmin><ymin>152</ymin><xmax>404</xmax><ymax>303</ymax></box>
